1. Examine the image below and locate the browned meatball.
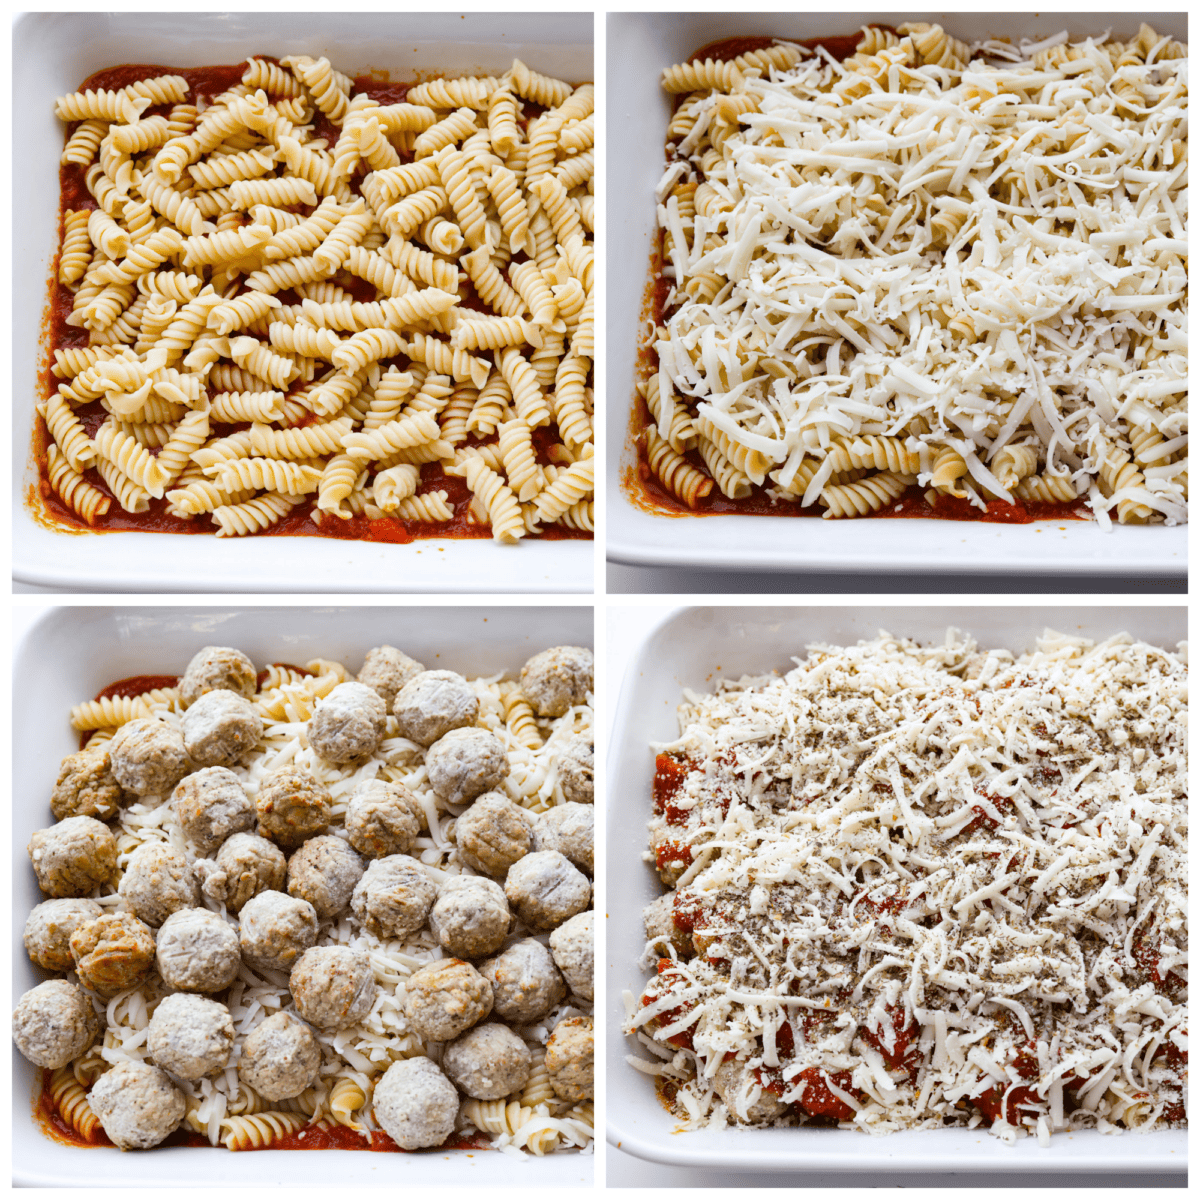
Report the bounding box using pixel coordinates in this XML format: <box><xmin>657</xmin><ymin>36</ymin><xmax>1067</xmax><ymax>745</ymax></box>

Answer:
<box><xmin>172</xmin><ymin>767</ymin><xmax>255</xmax><ymax>857</ymax></box>
<box><xmin>393</xmin><ymin>671</ymin><xmax>478</xmax><ymax>746</ymax></box>
<box><xmin>532</xmin><ymin>803</ymin><xmax>593</xmax><ymax>875</ymax></box>
<box><xmin>256</xmin><ymin>767</ymin><xmax>331</xmax><ymax>849</ymax></box>
<box><xmin>350</xmin><ymin>856</ymin><xmax>436</xmax><ymax>939</ymax></box>
<box><xmin>404</xmin><ymin>959</ymin><xmax>493</xmax><ymax>1042</ymax></box>
<box><xmin>70</xmin><ymin>912</ymin><xmax>157</xmax><ymax>998</ymax></box>
<box><xmin>520</xmin><ymin>646</ymin><xmax>593</xmax><ymax>717</ymax></box>
<box><xmin>118</xmin><ymin>842</ymin><xmax>200</xmax><ymax>927</ymax></box>
<box><xmin>181</xmin><ymin>690</ymin><xmax>263</xmax><ymax>768</ymax></box>
<box><xmin>238</xmin><ymin>1011</ymin><xmax>320</xmax><ymax>1101</ymax></box>
<box><xmin>556</xmin><ymin>735</ymin><xmax>594</xmax><ymax>804</ymax></box>
<box><xmin>155</xmin><ymin>908</ymin><xmax>241</xmax><ymax>993</ymax></box>
<box><xmin>545</xmin><ymin>1015</ymin><xmax>593</xmax><ymax>1102</ymax></box>
<box><xmin>289</xmin><ymin>946</ymin><xmax>377</xmax><ymax>1030</ymax></box>
<box><xmin>28</xmin><ymin>816</ymin><xmax>118</xmax><ymax>898</ymax></box>
<box><xmin>199</xmin><ymin>832</ymin><xmax>286</xmax><ymax>914</ymax></box>
<box><xmin>11</xmin><ymin>980</ymin><xmax>99</xmax><ymax>1069</ymax></box>
<box><xmin>238</xmin><ymin>890</ymin><xmax>318</xmax><ymax>973</ymax></box>
<box><xmin>479</xmin><ymin>938</ymin><xmax>565</xmax><ymax>1024</ymax></box>
<box><xmin>505</xmin><ymin>850</ymin><xmax>591</xmax><ymax>931</ymax></box>
<box><xmin>429</xmin><ymin>876</ymin><xmax>512</xmax><ymax>959</ymax></box>
<box><xmin>425</xmin><ymin>728</ymin><xmax>510</xmax><ymax>806</ymax></box>
<box><xmin>308</xmin><ymin>682</ymin><xmax>387</xmax><ymax>763</ymax></box>
<box><xmin>344</xmin><ymin>779</ymin><xmax>422</xmax><ymax>858</ymax></box>
<box><xmin>50</xmin><ymin>745</ymin><xmax>123</xmax><ymax>821</ymax></box>
<box><xmin>109</xmin><ymin>717</ymin><xmax>191</xmax><ymax>797</ymax></box>
<box><xmin>286</xmin><ymin>835</ymin><xmax>364</xmax><ymax>921</ymax></box>
<box><xmin>24</xmin><ymin>898</ymin><xmax>104</xmax><ymax>972</ymax></box>
<box><xmin>180</xmin><ymin>645</ymin><xmax>257</xmax><ymax>707</ymax></box>
<box><xmin>455</xmin><ymin>792</ymin><xmax>532</xmax><ymax>876</ymax></box>
<box><xmin>357</xmin><ymin>645</ymin><xmax>425</xmax><ymax>709</ymax></box>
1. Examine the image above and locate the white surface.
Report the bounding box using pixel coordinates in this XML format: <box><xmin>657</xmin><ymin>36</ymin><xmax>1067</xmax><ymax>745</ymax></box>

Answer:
<box><xmin>604</xmin><ymin>11</ymin><xmax>1188</xmax><ymax>577</ymax></box>
<box><xmin>12</xmin><ymin>604</ymin><xmax>594</xmax><ymax>1187</ymax></box>
<box><xmin>605</xmin><ymin>605</ymin><xmax>1187</xmax><ymax>1176</ymax></box>
<box><xmin>14</xmin><ymin>11</ymin><xmax>593</xmax><ymax>594</ymax></box>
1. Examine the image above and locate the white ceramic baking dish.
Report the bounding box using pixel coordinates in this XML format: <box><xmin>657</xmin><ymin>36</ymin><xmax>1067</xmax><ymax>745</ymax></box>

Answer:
<box><xmin>14</xmin><ymin>11</ymin><xmax>594</xmax><ymax>593</ymax></box>
<box><xmin>606</xmin><ymin>604</ymin><xmax>1187</xmax><ymax>1172</ymax></box>
<box><xmin>13</xmin><ymin>604</ymin><xmax>594</xmax><ymax>1186</ymax></box>
<box><xmin>604</xmin><ymin>11</ymin><xmax>1188</xmax><ymax>577</ymax></box>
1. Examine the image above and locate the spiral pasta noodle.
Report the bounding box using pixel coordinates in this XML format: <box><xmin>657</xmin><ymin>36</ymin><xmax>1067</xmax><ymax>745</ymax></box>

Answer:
<box><xmin>49</xmin><ymin>1067</ymin><xmax>102</xmax><ymax>1142</ymax></box>
<box><xmin>220</xmin><ymin>1111</ymin><xmax>309</xmax><ymax>1150</ymax></box>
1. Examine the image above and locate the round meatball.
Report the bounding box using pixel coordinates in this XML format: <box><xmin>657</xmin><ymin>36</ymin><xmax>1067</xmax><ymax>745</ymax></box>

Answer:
<box><xmin>255</xmin><ymin>767</ymin><xmax>331</xmax><ymax>849</ymax></box>
<box><xmin>357</xmin><ymin>645</ymin><xmax>425</xmax><ymax>709</ymax></box>
<box><xmin>109</xmin><ymin>717</ymin><xmax>191</xmax><ymax>797</ymax></box>
<box><xmin>429</xmin><ymin>876</ymin><xmax>512</xmax><ymax>960</ymax></box>
<box><xmin>28</xmin><ymin>816</ymin><xmax>117</xmax><ymax>898</ymax></box>
<box><xmin>70</xmin><ymin>912</ymin><xmax>156</xmax><ymax>998</ymax></box>
<box><xmin>89</xmin><ymin>1061</ymin><xmax>185</xmax><ymax>1149</ymax></box>
<box><xmin>238</xmin><ymin>1011</ymin><xmax>320</xmax><ymax>1101</ymax></box>
<box><xmin>532</xmin><ymin>803</ymin><xmax>593</xmax><ymax>875</ymax></box>
<box><xmin>425</xmin><ymin>728</ymin><xmax>509</xmax><ymax>806</ymax></box>
<box><xmin>404</xmin><ymin>959</ymin><xmax>493</xmax><ymax>1042</ymax></box>
<box><xmin>238</xmin><ymin>890</ymin><xmax>318</xmax><ymax>973</ymax></box>
<box><xmin>290</xmin><ymin>946</ymin><xmax>377</xmax><ymax>1030</ymax></box>
<box><xmin>505</xmin><ymin>850</ymin><xmax>591</xmax><ymax>932</ymax></box>
<box><xmin>344</xmin><ymin>779</ymin><xmax>421</xmax><ymax>858</ymax></box>
<box><xmin>11</xmin><ymin>980</ymin><xmax>98</xmax><ymax>1069</ymax></box>
<box><xmin>443</xmin><ymin>1022</ymin><xmax>531</xmax><ymax>1100</ymax></box>
<box><xmin>118</xmin><ymin>842</ymin><xmax>200</xmax><ymax>927</ymax></box>
<box><xmin>155</xmin><ymin>907</ymin><xmax>241</xmax><ymax>993</ymax></box>
<box><xmin>286</xmin><ymin>835</ymin><xmax>364</xmax><ymax>921</ymax></box>
<box><xmin>392</xmin><ymin>670</ymin><xmax>478</xmax><ymax>746</ymax></box>
<box><xmin>50</xmin><ymin>745</ymin><xmax>123</xmax><ymax>821</ymax></box>
<box><xmin>455</xmin><ymin>792</ymin><xmax>532</xmax><ymax>877</ymax></box>
<box><xmin>556</xmin><ymin>736</ymin><xmax>594</xmax><ymax>804</ymax></box>
<box><xmin>23</xmin><ymin>898</ymin><xmax>103</xmax><ymax>972</ymax></box>
<box><xmin>351</xmin><ymin>855</ymin><xmax>436</xmax><ymax>939</ymax></box>
<box><xmin>147</xmin><ymin>993</ymin><xmax>234</xmax><ymax>1080</ymax></box>
<box><xmin>199</xmin><ymin>832</ymin><xmax>286</xmax><ymax>914</ymax></box>
<box><xmin>180</xmin><ymin>645</ymin><xmax>257</xmax><ymax>707</ymax></box>
<box><xmin>479</xmin><ymin>938</ymin><xmax>565</xmax><ymax>1024</ymax></box>
<box><xmin>372</xmin><ymin>1057</ymin><xmax>457</xmax><ymax>1150</ymax></box>
<box><xmin>545</xmin><ymin>1015</ymin><xmax>593</xmax><ymax>1102</ymax></box>
<box><xmin>642</xmin><ymin>892</ymin><xmax>693</xmax><ymax>960</ymax></box>
<box><xmin>181</xmin><ymin>690</ymin><xmax>263</xmax><ymax>768</ymax></box>
<box><xmin>520</xmin><ymin>646</ymin><xmax>593</xmax><ymax>718</ymax></box>
<box><xmin>549</xmin><ymin>910</ymin><xmax>594</xmax><ymax>1002</ymax></box>
<box><xmin>308</xmin><ymin>682</ymin><xmax>387</xmax><ymax>763</ymax></box>
<box><xmin>172</xmin><ymin>767</ymin><xmax>255</xmax><ymax>857</ymax></box>
<box><xmin>713</xmin><ymin>1058</ymin><xmax>789</xmax><ymax>1125</ymax></box>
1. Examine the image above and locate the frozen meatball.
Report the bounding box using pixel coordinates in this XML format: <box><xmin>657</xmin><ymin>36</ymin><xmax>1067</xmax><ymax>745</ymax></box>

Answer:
<box><xmin>199</xmin><ymin>832</ymin><xmax>286</xmax><ymax>914</ymax></box>
<box><xmin>181</xmin><ymin>690</ymin><xmax>263</xmax><ymax>768</ymax></box>
<box><xmin>109</xmin><ymin>717</ymin><xmax>191</xmax><ymax>797</ymax></box>
<box><xmin>350</xmin><ymin>855</ymin><xmax>436</xmax><ymax>939</ymax></box>
<box><xmin>505</xmin><ymin>850</ymin><xmax>591</xmax><ymax>932</ymax></box>
<box><xmin>172</xmin><ymin>767</ymin><xmax>255</xmax><ymax>857</ymax></box>
<box><xmin>479</xmin><ymin>938</ymin><xmax>565</xmax><ymax>1024</ymax></box>
<box><xmin>425</xmin><ymin>728</ymin><xmax>510</xmax><ymax>806</ymax></box>
<box><xmin>372</xmin><ymin>1057</ymin><xmax>457</xmax><ymax>1150</ymax></box>
<box><xmin>238</xmin><ymin>1011</ymin><xmax>320</xmax><ymax>1101</ymax></box>
<box><xmin>89</xmin><ymin>1061</ymin><xmax>185</xmax><ymax>1149</ymax></box>
<box><xmin>255</xmin><ymin>767</ymin><xmax>331</xmax><ymax>849</ymax></box>
<box><xmin>642</xmin><ymin>893</ymin><xmax>693</xmax><ymax>960</ymax></box>
<box><xmin>290</xmin><ymin>946</ymin><xmax>377</xmax><ymax>1030</ymax></box>
<box><xmin>70</xmin><ymin>912</ymin><xmax>156</xmax><ymax>998</ymax></box>
<box><xmin>147</xmin><ymin>994</ymin><xmax>234</xmax><ymax>1080</ymax></box>
<box><xmin>443</xmin><ymin>1022</ymin><xmax>531</xmax><ymax>1100</ymax></box>
<box><xmin>549</xmin><ymin>910</ymin><xmax>594</xmax><ymax>1002</ymax></box>
<box><xmin>556</xmin><ymin>736</ymin><xmax>594</xmax><ymax>804</ymax></box>
<box><xmin>28</xmin><ymin>815</ymin><xmax>117</xmax><ymax>898</ymax></box>
<box><xmin>545</xmin><ymin>1015</ymin><xmax>593</xmax><ymax>1102</ymax></box>
<box><xmin>429</xmin><ymin>876</ymin><xmax>512</xmax><ymax>960</ymax></box>
<box><xmin>118</xmin><ymin>842</ymin><xmax>200</xmax><ymax>927</ymax></box>
<box><xmin>357</xmin><ymin>645</ymin><xmax>425</xmax><ymax>709</ymax></box>
<box><xmin>455</xmin><ymin>792</ymin><xmax>532</xmax><ymax>877</ymax></box>
<box><xmin>50</xmin><ymin>745</ymin><xmax>123</xmax><ymax>822</ymax></box>
<box><xmin>180</xmin><ymin>645</ymin><xmax>257</xmax><ymax>707</ymax></box>
<box><xmin>24</xmin><ymin>898</ymin><xmax>103</xmax><ymax>972</ymax></box>
<box><xmin>155</xmin><ymin>907</ymin><xmax>241</xmax><ymax>993</ymax></box>
<box><xmin>393</xmin><ymin>670</ymin><xmax>478</xmax><ymax>746</ymax></box>
<box><xmin>532</xmin><ymin>803</ymin><xmax>593</xmax><ymax>875</ymax></box>
<box><xmin>713</xmin><ymin>1058</ymin><xmax>788</xmax><ymax>1125</ymax></box>
<box><xmin>520</xmin><ymin>646</ymin><xmax>593</xmax><ymax>718</ymax></box>
<box><xmin>308</xmin><ymin>682</ymin><xmax>387</xmax><ymax>763</ymax></box>
<box><xmin>344</xmin><ymin>778</ymin><xmax>421</xmax><ymax>858</ymax></box>
<box><xmin>11</xmin><ymin>980</ymin><xmax>98</xmax><ymax>1069</ymax></box>
<box><xmin>404</xmin><ymin>959</ymin><xmax>493</xmax><ymax>1042</ymax></box>
<box><xmin>238</xmin><ymin>890</ymin><xmax>318</xmax><ymax>973</ymax></box>
<box><xmin>287</xmin><ymin>835</ymin><xmax>364</xmax><ymax>921</ymax></box>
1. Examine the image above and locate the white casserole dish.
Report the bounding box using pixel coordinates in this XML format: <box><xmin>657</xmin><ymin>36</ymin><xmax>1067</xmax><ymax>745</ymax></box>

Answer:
<box><xmin>13</xmin><ymin>603</ymin><xmax>594</xmax><ymax>1186</ymax></box>
<box><xmin>606</xmin><ymin>604</ymin><xmax>1187</xmax><ymax>1172</ymax></box>
<box><xmin>604</xmin><ymin>11</ymin><xmax>1188</xmax><ymax>577</ymax></box>
<box><xmin>14</xmin><ymin>11</ymin><xmax>594</xmax><ymax>593</ymax></box>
